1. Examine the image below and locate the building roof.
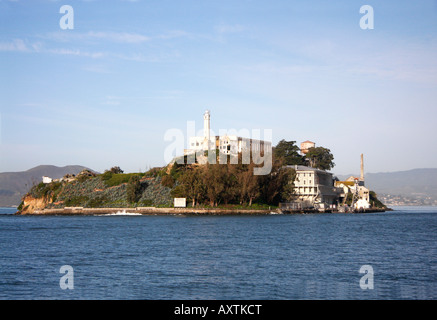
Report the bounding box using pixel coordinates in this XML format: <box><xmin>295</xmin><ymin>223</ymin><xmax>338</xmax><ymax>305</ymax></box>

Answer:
<box><xmin>285</xmin><ymin>165</ymin><xmax>332</xmax><ymax>174</ymax></box>
<box><xmin>346</xmin><ymin>175</ymin><xmax>364</xmax><ymax>181</ymax></box>
<box><xmin>301</xmin><ymin>140</ymin><xmax>315</xmax><ymax>144</ymax></box>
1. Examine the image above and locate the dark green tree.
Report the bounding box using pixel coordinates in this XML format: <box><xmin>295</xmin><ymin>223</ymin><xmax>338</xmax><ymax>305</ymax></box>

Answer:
<box><xmin>110</xmin><ymin>166</ymin><xmax>124</xmax><ymax>174</ymax></box>
<box><xmin>369</xmin><ymin>191</ymin><xmax>386</xmax><ymax>208</ymax></box>
<box><xmin>172</xmin><ymin>166</ymin><xmax>205</xmax><ymax>206</ymax></box>
<box><xmin>273</xmin><ymin>140</ymin><xmax>305</xmax><ymax>165</ymax></box>
<box><xmin>126</xmin><ymin>175</ymin><xmax>141</xmax><ymax>203</ymax></box>
<box><xmin>305</xmin><ymin>147</ymin><xmax>335</xmax><ymax>171</ymax></box>
<box><xmin>259</xmin><ymin>156</ymin><xmax>296</xmax><ymax>205</ymax></box>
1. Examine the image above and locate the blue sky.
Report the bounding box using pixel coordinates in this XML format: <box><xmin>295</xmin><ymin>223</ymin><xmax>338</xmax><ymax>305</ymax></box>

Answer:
<box><xmin>1</xmin><ymin>0</ymin><xmax>436</xmax><ymax>175</ymax></box>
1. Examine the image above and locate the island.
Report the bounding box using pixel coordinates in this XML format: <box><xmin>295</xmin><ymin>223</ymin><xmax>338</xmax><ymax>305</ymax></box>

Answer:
<box><xmin>16</xmin><ymin>155</ymin><xmax>387</xmax><ymax>216</ymax></box>
<box><xmin>16</xmin><ymin>111</ymin><xmax>388</xmax><ymax>216</ymax></box>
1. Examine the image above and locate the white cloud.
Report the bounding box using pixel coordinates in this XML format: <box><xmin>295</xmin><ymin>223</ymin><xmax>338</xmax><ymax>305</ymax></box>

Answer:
<box><xmin>86</xmin><ymin>31</ymin><xmax>150</xmax><ymax>43</ymax></box>
<box><xmin>0</xmin><ymin>38</ymin><xmax>104</xmax><ymax>58</ymax></box>
<box><xmin>42</xmin><ymin>31</ymin><xmax>151</xmax><ymax>44</ymax></box>
<box><xmin>214</xmin><ymin>24</ymin><xmax>246</xmax><ymax>35</ymax></box>
<box><xmin>0</xmin><ymin>39</ymin><xmax>28</xmax><ymax>52</ymax></box>
<box><xmin>42</xmin><ymin>29</ymin><xmax>192</xmax><ymax>44</ymax></box>
<box><xmin>102</xmin><ymin>96</ymin><xmax>121</xmax><ymax>106</ymax></box>
<box><xmin>46</xmin><ymin>48</ymin><xmax>104</xmax><ymax>58</ymax></box>
<box><xmin>82</xmin><ymin>64</ymin><xmax>111</xmax><ymax>74</ymax></box>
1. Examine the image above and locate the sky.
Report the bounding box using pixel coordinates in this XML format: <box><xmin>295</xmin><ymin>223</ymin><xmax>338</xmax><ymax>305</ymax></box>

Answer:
<box><xmin>0</xmin><ymin>0</ymin><xmax>436</xmax><ymax>176</ymax></box>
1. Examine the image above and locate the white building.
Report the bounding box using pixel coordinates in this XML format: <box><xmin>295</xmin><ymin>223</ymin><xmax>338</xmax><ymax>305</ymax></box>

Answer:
<box><xmin>289</xmin><ymin>165</ymin><xmax>343</xmax><ymax>208</ymax></box>
<box><xmin>42</xmin><ymin>176</ymin><xmax>52</xmax><ymax>184</ymax></box>
<box><xmin>300</xmin><ymin>140</ymin><xmax>315</xmax><ymax>155</ymax></box>
<box><xmin>184</xmin><ymin>110</ymin><xmax>272</xmax><ymax>158</ymax></box>
<box><xmin>335</xmin><ymin>181</ymin><xmax>370</xmax><ymax>207</ymax></box>
<box><xmin>334</xmin><ymin>154</ymin><xmax>371</xmax><ymax>209</ymax></box>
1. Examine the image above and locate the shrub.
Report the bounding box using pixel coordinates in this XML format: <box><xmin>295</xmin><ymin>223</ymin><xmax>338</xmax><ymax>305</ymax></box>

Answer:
<box><xmin>64</xmin><ymin>196</ymin><xmax>89</xmax><ymax>207</ymax></box>
<box><xmin>77</xmin><ymin>174</ymin><xmax>92</xmax><ymax>183</ymax></box>
<box><xmin>109</xmin><ymin>166</ymin><xmax>124</xmax><ymax>174</ymax></box>
<box><xmin>138</xmin><ymin>199</ymin><xmax>153</xmax><ymax>206</ymax></box>
<box><xmin>370</xmin><ymin>191</ymin><xmax>386</xmax><ymax>208</ymax></box>
<box><xmin>126</xmin><ymin>175</ymin><xmax>142</xmax><ymax>203</ymax></box>
<box><xmin>29</xmin><ymin>181</ymin><xmax>63</xmax><ymax>199</ymax></box>
<box><xmin>104</xmin><ymin>173</ymin><xmax>142</xmax><ymax>187</ymax></box>
<box><xmin>100</xmin><ymin>171</ymin><xmax>113</xmax><ymax>182</ymax></box>
<box><xmin>87</xmin><ymin>196</ymin><xmax>109</xmax><ymax>208</ymax></box>
<box><xmin>161</xmin><ymin>174</ymin><xmax>175</xmax><ymax>188</ymax></box>
<box><xmin>144</xmin><ymin>167</ymin><xmax>161</xmax><ymax>178</ymax></box>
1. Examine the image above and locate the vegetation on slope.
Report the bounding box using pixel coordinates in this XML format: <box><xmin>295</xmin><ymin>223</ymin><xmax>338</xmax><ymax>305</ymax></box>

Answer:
<box><xmin>17</xmin><ymin>140</ymin><xmax>386</xmax><ymax>211</ymax></box>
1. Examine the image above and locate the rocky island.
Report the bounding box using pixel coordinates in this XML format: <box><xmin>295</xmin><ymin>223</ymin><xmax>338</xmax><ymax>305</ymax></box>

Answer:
<box><xmin>16</xmin><ymin>156</ymin><xmax>387</xmax><ymax>216</ymax></box>
<box><xmin>15</xmin><ymin>114</ymin><xmax>387</xmax><ymax>216</ymax></box>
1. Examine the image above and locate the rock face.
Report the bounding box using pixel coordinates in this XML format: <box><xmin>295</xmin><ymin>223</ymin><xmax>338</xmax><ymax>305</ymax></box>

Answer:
<box><xmin>20</xmin><ymin>195</ymin><xmax>53</xmax><ymax>214</ymax></box>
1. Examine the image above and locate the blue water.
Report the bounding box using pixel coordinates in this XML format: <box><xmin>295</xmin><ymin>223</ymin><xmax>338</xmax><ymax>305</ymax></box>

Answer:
<box><xmin>0</xmin><ymin>206</ymin><xmax>436</xmax><ymax>300</ymax></box>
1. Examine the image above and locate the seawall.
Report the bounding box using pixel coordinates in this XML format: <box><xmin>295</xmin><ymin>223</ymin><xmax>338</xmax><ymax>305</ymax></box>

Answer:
<box><xmin>15</xmin><ymin>207</ymin><xmax>275</xmax><ymax>216</ymax></box>
<box><xmin>15</xmin><ymin>206</ymin><xmax>387</xmax><ymax>216</ymax></box>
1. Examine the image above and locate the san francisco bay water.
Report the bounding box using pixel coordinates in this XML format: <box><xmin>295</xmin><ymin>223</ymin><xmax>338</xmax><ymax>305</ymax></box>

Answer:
<box><xmin>0</xmin><ymin>206</ymin><xmax>435</xmax><ymax>299</ymax></box>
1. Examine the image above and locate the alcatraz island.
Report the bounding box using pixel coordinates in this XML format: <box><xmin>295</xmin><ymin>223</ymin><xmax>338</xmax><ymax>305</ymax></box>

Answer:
<box><xmin>16</xmin><ymin>111</ymin><xmax>387</xmax><ymax>216</ymax></box>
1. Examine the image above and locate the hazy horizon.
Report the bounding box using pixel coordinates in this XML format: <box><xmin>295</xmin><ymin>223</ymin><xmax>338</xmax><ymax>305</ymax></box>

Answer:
<box><xmin>1</xmin><ymin>163</ymin><xmax>437</xmax><ymax>178</ymax></box>
<box><xmin>1</xmin><ymin>0</ymin><xmax>436</xmax><ymax>175</ymax></box>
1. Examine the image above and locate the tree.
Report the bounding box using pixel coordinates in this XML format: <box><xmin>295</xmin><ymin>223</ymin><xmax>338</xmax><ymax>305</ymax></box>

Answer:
<box><xmin>259</xmin><ymin>156</ymin><xmax>296</xmax><ymax>205</ymax></box>
<box><xmin>273</xmin><ymin>140</ymin><xmax>305</xmax><ymax>165</ymax></box>
<box><xmin>170</xmin><ymin>145</ymin><xmax>298</xmax><ymax>207</ymax></box>
<box><xmin>174</xmin><ymin>166</ymin><xmax>205</xmax><ymax>206</ymax></box>
<box><xmin>126</xmin><ymin>175</ymin><xmax>141</xmax><ymax>203</ymax></box>
<box><xmin>236</xmin><ymin>162</ymin><xmax>260</xmax><ymax>206</ymax></box>
<box><xmin>305</xmin><ymin>147</ymin><xmax>335</xmax><ymax>171</ymax></box>
<box><xmin>369</xmin><ymin>191</ymin><xmax>386</xmax><ymax>208</ymax></box>
<box><xmin>110</xmin><ymin>166</ymin><xmax>124</xmax><ymax>174</ymax></box>
<box><xmin>203</xmin><ymin>163</ymin><xmax>226</xmax><ymax>207</ymax></box>
<box><xmin>279</xmin><ymin>167</ymin><xmax>296</xmax><ymax>202</ymax></box>
<box><xmin>220</xmin><ymin>163</ymin><xmax>239</xmax><ymax>205</ymax></box>
<box><xmin>161</xmin><ymin>174</ymin><xmax>175</xmax><ymax>188</ymax></box>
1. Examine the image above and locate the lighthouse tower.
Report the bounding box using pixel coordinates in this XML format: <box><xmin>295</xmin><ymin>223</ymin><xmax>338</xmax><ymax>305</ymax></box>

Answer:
<box><xmin>203</xmin><ymin>110</ymin><xmax>211</xmax><ymax>149</ymax></box>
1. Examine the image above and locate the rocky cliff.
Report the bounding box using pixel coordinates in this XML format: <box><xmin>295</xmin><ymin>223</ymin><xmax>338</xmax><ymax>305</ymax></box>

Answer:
<box><xmin>20</xmin><ymin>194</ymin><xmax>53</xmax><ymax>214</ymax></box>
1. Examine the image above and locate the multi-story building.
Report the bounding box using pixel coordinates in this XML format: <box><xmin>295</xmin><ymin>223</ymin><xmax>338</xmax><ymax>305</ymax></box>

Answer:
<box><xmin>300</xmin><ymin>140</ymin><xmax>315</xmax><ymax>155</ymax></box>
<box><xmin>185</xmin><ymin>110</ymin><xmax>271</xmax><ymax>157</ymax></box>
<box><xmin>288</xmin><ymin>165</ymin><xmax>343</xmax><ymax>208</ymax></box>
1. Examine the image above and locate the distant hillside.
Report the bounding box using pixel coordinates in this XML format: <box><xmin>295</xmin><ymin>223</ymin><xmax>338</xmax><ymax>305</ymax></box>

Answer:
<box><xmin>0</xmin><ymin>165</ymin><xmax>93</xmax><ymax>206</ymax></box>
<box><xmin>336</xmin><ymin>168</ymin><xmax>437</xmax><ymax>197</ymax></box>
